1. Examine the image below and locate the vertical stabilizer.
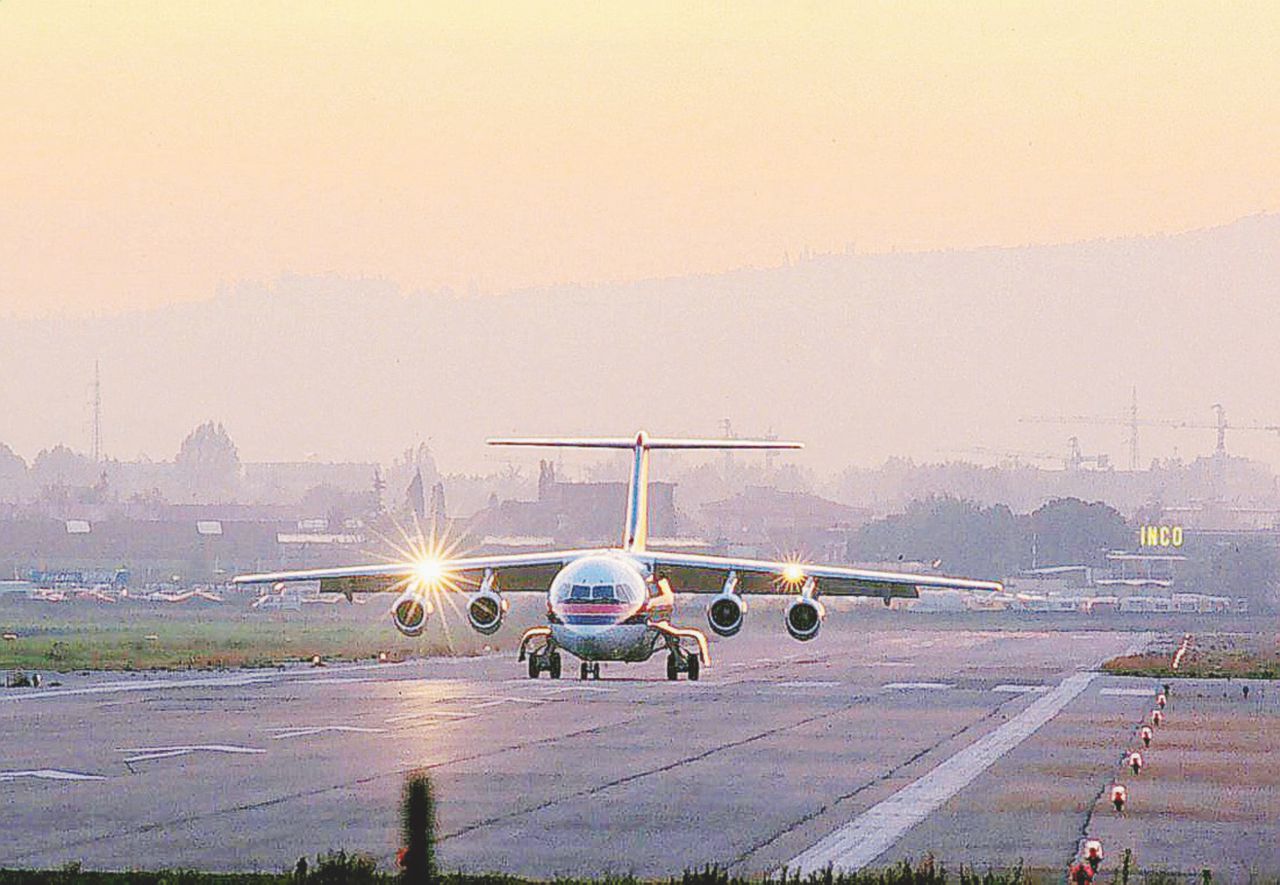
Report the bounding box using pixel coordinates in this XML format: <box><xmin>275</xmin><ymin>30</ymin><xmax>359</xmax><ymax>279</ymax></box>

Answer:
<box><xmin>486</xmin><ymin>431</ymin><xmax>803</xmax><ymax>554</ymax></box>
<box><xmin>623</xmin><ymin>432</ymin><xmax>651</xmax><ymax>551</ymax></box>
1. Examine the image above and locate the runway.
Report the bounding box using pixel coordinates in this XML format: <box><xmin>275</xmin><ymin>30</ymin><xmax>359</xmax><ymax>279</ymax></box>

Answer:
<box><xmin>1</xmin><ymin>616</ymin><xmax>1275</xmax><ymax>878</ymax></box>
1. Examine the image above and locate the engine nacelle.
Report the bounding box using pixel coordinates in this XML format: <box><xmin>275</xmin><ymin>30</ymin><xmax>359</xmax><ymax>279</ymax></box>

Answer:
<box><xmin>467</xmin><ymin>588</ymin><xmax>508</xmax><ymax>635</ymax></box>
<box><xmin>784</xmin><ymin>597</ymin><xmax>825</xmax><ymax>642</ymax></box>
<box><xmin>392</xmin><ymin>590</ymin><xmax>433</xmax><ymax>637</ymax></box>
<box><xmin>707</xmin><ymin>592</ymin><xmax>746</xmax><ymax>637</ymax></box>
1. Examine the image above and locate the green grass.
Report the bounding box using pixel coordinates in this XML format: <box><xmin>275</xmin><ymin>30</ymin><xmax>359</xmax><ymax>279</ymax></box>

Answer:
<box><xmin>1103</xmin><ymin>632</ymin><xmax>1280</xmax><ymax>680</ymax></box>
<box><xmin>0</xmin><ymin>859</ymin><xmax>1053</xmax><ymax>885</ymax></box>
<box><xmin>0</xmin><ymin>618</ymin><xmax>458</xmax><ymax>671</ymax></box>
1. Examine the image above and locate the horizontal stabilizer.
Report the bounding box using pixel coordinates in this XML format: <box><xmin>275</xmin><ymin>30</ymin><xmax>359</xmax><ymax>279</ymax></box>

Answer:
<box><xmin>487</xmin><ymin>430</ymin><xmax>802</xmax><ymax>552</ymax></box>
<box><xmin>488</xmin><ymin>435</ymin><xmax>802</xmax><ymax>450</ymax></box>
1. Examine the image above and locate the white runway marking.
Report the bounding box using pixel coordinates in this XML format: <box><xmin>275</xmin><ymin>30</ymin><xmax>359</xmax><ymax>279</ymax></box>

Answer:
<box><xmin>773</xmin><ymin>681</ymin><xmax>844</xmax><ymax>688</ymax></box>
<box><xmin>269</xmin><ymin>726</ymin><xmax>387</xmax><ymax>740</ymax></box>
<box><xmin>468</xmin><ymin>696</ymin><xmax>548</xmax><ymax>709</ymax></box>
<box><xmin>786</xmin><ymin>671</ymin><xmax>1097</xmax><ymax>875</ymax></box>
<box><xmin>0</xmin><ymin>769</ymin><xmax>106</xmax><ymax>782</ymax></box>
<box><xmin>117</xmin><ymin>744</ymin><xmax>266</xmax><ymax>763</ymax></box>
<box><xmin>1099</xmin><ymin>688</ymin><xmax>1158</xmax><ymax>697</ymax></box>
<box><xmin>384</xmin><ymin>710</ymin><xmax>477</xmax><ymax>724</ymax></box>
<box><xmin>883</xmin><ymin>682</ymin><xmax>953</xmax><ymax>691</ymax></box>
<box><xmin>0</xmin><ymin>661</ymin><xmax>419</xmax><ymax>703</ymax></box>
<box><xmin>992</xmin><ymin>684</ymin><xmax>1048</xmax><ymax>694</ymax></box>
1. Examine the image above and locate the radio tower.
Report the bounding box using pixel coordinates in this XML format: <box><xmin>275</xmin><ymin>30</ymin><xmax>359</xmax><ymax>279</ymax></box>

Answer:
<box><xmin>91</xmin><ymin>361</ymin><xmax>102</xmax><ymax>463</ymax></box>
<box><xmin>1126</xmin><ymin>386</ymin><xmax>1139</xmax><ymax>471</ymax></box>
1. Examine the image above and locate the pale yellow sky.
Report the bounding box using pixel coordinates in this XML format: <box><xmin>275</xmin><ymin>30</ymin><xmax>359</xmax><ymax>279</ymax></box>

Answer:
<box><xmin>2</xmin><ymin>2</ymin><xmax>1279</xmax><ymax>317</ymax></box>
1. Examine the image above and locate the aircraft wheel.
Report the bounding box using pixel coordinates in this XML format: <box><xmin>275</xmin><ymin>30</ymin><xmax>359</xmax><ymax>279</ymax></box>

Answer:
<box><xmin>528</xmin><ymin>656</ymin><xmax>540</xmax><ymax>679</ymax></box>
<box><xmin>592</xmin><ymin>663</ymin><xmax>601</xmax><ymax>680</ymax></box>
<box><xmin>666</xmin><ymin>652</ymin><xmax>679</xmax><ymax>681</ymax></box>
<box><xmin>549</xmin><ymin>652</ymin><xmax>562</xmax><ymax>679</ymax></box>
<box><xmin>580</xmin><ymin>662</ymin><xmax>589</xmax><ymax>680</ymax></box>
<box><xmin>687</xmin><ymin>654</ymin><xmax>700</xmax><ymax>681</ymax></box>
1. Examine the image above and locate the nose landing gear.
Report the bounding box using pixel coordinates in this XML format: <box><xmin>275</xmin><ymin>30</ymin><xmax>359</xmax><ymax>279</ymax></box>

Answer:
<box><xmin>579</xmin><ymin>661</ymin><xmax>602</xmax><ymax>680</ymax></box>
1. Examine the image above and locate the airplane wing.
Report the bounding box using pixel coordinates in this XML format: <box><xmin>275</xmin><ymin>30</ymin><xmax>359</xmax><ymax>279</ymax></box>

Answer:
<box><xmin>232</xmin><ymin>549</ymin><xmax>607</xmax><ymax>595</ymax></box>
<box><xmin>640</xmin><ymin>550</ymin><xmax>1003</xmax><ymax>600</ymax></box>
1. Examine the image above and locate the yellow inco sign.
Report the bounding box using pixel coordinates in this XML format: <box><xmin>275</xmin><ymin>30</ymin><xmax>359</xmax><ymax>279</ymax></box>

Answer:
<box><xmin>1139</xmin><ymin>525</ymin><xmax>1184</xmax><ymax>547</ymax></box>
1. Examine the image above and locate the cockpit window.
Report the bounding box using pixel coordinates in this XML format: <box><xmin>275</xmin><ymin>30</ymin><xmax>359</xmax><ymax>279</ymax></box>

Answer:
<box><xmin>557</xmin><ymin>582</ymin><xmax>638</xmax><ymax>604</ymax></box>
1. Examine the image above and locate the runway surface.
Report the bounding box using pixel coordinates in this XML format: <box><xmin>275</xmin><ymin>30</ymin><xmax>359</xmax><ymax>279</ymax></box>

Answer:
<box><xmin>2</xmin><ymin>615</ymin><xmax>1276</xmax><ymax>878</ymax></box>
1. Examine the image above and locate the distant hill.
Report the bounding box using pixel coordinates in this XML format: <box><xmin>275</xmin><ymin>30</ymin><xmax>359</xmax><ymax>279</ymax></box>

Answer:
<box><xmin>3</xmin><ymin>213</ymin><xmax>1278</xmax><ymax>473</ymax></box>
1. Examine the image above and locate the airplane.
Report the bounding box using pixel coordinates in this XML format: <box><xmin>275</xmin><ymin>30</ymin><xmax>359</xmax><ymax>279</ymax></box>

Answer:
<box><xmin>233</xmin><ymin>432</ymin><xmax>1003</xmax><ymax>681</ymax></box>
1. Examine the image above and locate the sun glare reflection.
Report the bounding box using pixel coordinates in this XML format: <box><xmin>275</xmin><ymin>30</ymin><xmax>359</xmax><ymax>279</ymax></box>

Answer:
<box><xmin>360</xmin><ymin>512</ymin><xmax>478</xmax><ymax>651</ymax></box>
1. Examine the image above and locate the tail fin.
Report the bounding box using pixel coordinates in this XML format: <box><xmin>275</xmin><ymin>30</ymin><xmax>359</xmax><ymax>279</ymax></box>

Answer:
<box><xmin>487</xmin><ymin>431</ymin><xmax>802</xmax><ymax>552</ymax></box>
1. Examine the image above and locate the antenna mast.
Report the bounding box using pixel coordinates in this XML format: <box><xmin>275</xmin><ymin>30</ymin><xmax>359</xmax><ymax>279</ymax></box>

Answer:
<box><xmin>91</xmin><ymin>361</ymin><xmax>103</xmax><ymax>463</ymax></box>
<box><xmin>1127</xmin><ymin>386</ymin><xmax>1138</xmax><ymax>471</ymax></box>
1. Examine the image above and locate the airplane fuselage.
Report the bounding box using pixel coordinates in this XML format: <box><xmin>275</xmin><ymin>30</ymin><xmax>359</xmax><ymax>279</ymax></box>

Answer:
<box><xmin>544</xmin><ymin>552</ymin><xmax>673</xmax><ymax>663</ymax></box>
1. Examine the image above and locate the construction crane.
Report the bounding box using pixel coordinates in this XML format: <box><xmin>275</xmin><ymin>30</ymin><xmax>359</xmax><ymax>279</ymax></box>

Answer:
<box><xmin>948</xmin><ymin>437</ymin><xmax>1110</xmax><ymax>471</ymax></box>
<box><xmin>946</xmin><ymin>445</ymin><xmax>1063</xmax><ymax>469</ymax></box>
<box><xmin>1022</xmin><ymin>396</ymin><xmax>1280</xmax><ymax>468</ymax></box>
<box><xmin>1066</xmin><ymin>436</ymin><xmax>1110</xmax><ymax>471</ymax></box>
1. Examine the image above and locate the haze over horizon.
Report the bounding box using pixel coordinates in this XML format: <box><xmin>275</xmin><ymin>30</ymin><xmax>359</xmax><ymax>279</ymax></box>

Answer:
<box><xmin>4</xmin><ymin>3</ymin><xmax>1280</xmax><ymax>318</ymax></box>
<box><xmin>3</xmin><ymin>214</ymin><xmax>1279</xmax><ymax>476</ymax></box>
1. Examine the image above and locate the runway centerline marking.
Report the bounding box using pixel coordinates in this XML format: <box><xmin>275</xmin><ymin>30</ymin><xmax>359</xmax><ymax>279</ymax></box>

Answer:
<box><xmin>0</xmin><ymin>769</ymin><xmax>107</xmax><ymax>782</ymax></box>
<box><xmin>882</xmin><ymin>682</ymin><xmax>953</xmax><ymax>691</ymax></box>
<box><xmin>992</xmin><ymin>684</ymin><xmax>1049</xmax><ymax>694</ymax></box>
<box><xmin>468</xmin><ymin>696</ymin><xmax>549</xmax><ymax>709</ymax></box>
<box><xmin>116</xmin><ymin>744</ymin><xmax>266</xmax><ymax>764</ymax></box>
<box><xmin>0</xmin><ymin>660</ymin><xmax>421</xmax><ymax>703</ymax></box>
<box><xmin>384</xmin><ymin>710</ymin><xmax>477</xmax><ymax>723</ymax></box>
<box><xmin>786</xmin><ymin>671</ymin><xmax>1097</xmax><ymax>875</ymax></box>
<box><xmin>269</xmin><ymin>726</ymin><xmax>387</xmax><ymax>740</ymax></box>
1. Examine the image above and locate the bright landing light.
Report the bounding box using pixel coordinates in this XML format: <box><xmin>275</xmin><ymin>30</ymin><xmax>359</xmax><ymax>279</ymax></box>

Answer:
<box><xmin>781</xmin><ymin>563</ymin><xmax>806</xmax><ymax>584</ymax></box>
<box><xmin>413</xmin><ymin>558</ymin><xmax>446</xmax><ymax>587</ymax></box>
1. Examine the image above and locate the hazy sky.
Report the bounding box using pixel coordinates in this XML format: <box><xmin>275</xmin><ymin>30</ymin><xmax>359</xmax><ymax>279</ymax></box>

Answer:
<box><xmin>3</xmin><ymin>2</ymin><xmax>1279</xmax><ymax>318</ymax></box>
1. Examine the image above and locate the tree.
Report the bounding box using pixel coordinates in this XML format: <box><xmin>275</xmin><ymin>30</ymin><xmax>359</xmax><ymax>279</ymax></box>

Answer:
<box><xmin>848</xmin><ymin>495</ymin><xmax>1023</xmax><ymax>578</ymax></box>
<box><xmin>1025</xmin><ymin>497</ymin><xmax>1130</xmax><ymax>568</ymax></box>
<box><xmin>0</xmin><ymin>442</ymin><xmax>28</xmax><ymax>500</ymax></box>
<box><xmin>175</xmin><ymin>421</ymin><xmax>241</xmax><ymax>502</ymax></box>
<box><xmin>299</xmin><ymin>483</ymin><xmax>368</xmax><ymax>528</ymax></box>
<box><xmin>31</xmin><ymin>444</ymin><xmax>94</xmax><ymax>487</ymax></box>
<box><xmin>1181</xmin><ymin>540</ymin><xmax>1279</xmax><ymax>611</ymax></box>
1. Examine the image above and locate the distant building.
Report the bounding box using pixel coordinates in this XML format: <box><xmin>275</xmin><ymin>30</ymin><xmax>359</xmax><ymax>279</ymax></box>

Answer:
<box><xmin>700</xmin><ymin>485</ymin><xmax>870</xmax><ymax>560</ymax></box>
<box><xmin>467</xmin><ymin>460</ymin><xmax>676</xmax><ymax>546</ymax></box>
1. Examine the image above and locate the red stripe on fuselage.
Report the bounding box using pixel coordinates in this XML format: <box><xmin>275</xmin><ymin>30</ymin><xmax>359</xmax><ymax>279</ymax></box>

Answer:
<box><xmin>559</xmin><ymin>603</ymin><xmax>634</xmax><ymax>614</ymax></box>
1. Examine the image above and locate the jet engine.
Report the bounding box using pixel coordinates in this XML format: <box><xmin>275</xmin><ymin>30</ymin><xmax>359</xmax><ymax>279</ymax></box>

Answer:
<box><xmin>467</xmin><ymin>588</ymin><xmax>508</xmax><ymax>635</ymax></box>
<box><xmin>707</xmin><ymin>592</ymin><xmax>746</xmax><ymax>637</ymax></box>
<box><xmin>784</xmin><ymin>596</ymin><xmax>825</xmax><ymax>642</ymax></box>
<box><xmin>392</xmin><ymin>589</ymin><xmax>433</xmax><ymax>637</ymax></box>
<box><xmin>706</xmin><ymin>571</ymin><xmax>746</xmax><ymax>637</ymax></box>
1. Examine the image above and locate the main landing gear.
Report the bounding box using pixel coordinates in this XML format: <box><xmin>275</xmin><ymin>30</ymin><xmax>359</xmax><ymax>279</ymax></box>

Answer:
<box><xmin>528</xmin><ymin>649</ymin><xmax>561</xmax><ymax>679</ymax></box>
<box><xmin>518</xmin><ymin>626</ymin><xmax>560</xmax><ymax>679</ymax></box>
<box><xmin>666</xmin><ymin>649</ymin><xmax>700</xmax><ymax>681</ymax></box>
<box><xmin>652</xmin><ymin>621</ymin><xmax>709</xmax><ymax>682</ymax></box>
<box><xmin>580</xmin><ymin>661</ymin><xmax>602</xmax><ymax>680</ymax></box>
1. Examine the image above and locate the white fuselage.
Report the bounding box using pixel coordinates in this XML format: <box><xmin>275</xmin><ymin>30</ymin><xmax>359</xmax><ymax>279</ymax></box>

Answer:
<box><xmin>544</xmin><ymin>553</ymin><xmax>673</xmax><ymax>662</ymax></box>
